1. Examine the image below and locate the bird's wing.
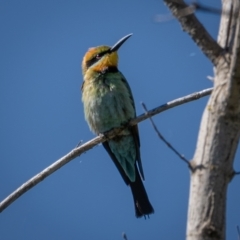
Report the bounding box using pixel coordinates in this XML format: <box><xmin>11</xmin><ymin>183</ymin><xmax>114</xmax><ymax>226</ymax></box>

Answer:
<box><xmin>119</xmin><ymin>72</ymin><xmax>145</xmax><ymax>180</ymax></box>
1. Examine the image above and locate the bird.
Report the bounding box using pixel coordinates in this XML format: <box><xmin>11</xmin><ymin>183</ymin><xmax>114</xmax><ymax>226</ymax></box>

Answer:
<box><xmin>81</xmin><ymin>34</ymin><xmax>154</xmax><ymax>218</ymax></box>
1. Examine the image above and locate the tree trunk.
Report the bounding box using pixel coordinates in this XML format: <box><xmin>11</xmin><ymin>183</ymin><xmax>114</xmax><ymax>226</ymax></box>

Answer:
<box><xmin>186</xmin><ymin>1</ymin><xmax>240</xmax><ymax>239</ymax></box>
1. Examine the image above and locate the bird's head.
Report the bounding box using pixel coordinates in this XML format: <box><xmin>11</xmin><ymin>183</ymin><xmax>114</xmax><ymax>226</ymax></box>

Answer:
<box><xmin>82</xmin><ymin>34</ymin><xmax>132</xmax><ymax>75</ymax></box>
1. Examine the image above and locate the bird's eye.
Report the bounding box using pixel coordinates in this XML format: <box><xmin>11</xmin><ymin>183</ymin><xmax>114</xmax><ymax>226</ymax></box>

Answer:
<box><xmin>95</xmin><ymin>54</ymin><xmax>101</xmax><ymax>59</ymax></box>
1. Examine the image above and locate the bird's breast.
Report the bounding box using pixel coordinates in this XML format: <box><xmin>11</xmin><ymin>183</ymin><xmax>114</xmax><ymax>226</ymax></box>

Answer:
<box><xmin>82</xmin><ymin>74</ymin><xmax>135</xmax><ymax>134</ymax></box>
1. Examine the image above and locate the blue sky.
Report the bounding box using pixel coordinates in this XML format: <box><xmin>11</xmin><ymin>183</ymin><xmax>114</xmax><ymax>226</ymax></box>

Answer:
<box><xmin>0</xmin><ymin>1</ymin><xmax>239</xmax><ymax>239</ymax></box>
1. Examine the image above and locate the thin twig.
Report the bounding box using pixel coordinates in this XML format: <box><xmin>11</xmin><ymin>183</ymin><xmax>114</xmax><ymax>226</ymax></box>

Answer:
<box><xmin>237</xmin><ymin>225</ymin><xmax>240</xmax><ymax>240</ymax></box>
<box><xmin>0</xmin><ymin>87</ymin><xmax>213</xmax><ymax>213</ymax></box>
<box><xmin>155</xmin><ymin>2</ymin><xmax>232</xmax><ymax>23</ymax></box>
<box><xmin>141</xmin><ymin>102</ymin><xmax>192</xmax><ymax>170</ymax></box>
<box><xmin>193</xmin><ymin>3</ymin><xmax>222</xmax><ymax>15</ymax></box>
<box><xmin>122</xmin><ymin>232</ymin><xmax>128</xmax><ymax>240</ymax></box>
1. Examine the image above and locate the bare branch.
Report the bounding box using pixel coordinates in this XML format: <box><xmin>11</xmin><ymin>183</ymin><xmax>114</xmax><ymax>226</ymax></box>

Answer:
<box><xmin>131</xmin><ymin>88</ymin><xmax>213</xmax><ymax>126</ymax></box>
<box><xmin>141</xmin><ymin>102</ymin><xmax>192</xmax><ymax>170</ymax></box>
<box><xmin>122</xmin><ymin>232</ymin><xmax>128</xmax><ymax>240</ymax></box>
<box><xmin>192</xmin><ymin>3</ymin><xmax>221</xmax><ymax>15</ymax></box>
<box><xmin>0</xmin><ymin>87</ymin><xmax>212</xmax><ymax>213</ymax></box>
<box><xmin>163</xmin><ymin>0</ymin><xmax>223</xmax><ymax>65</ymax></box>
<box><xmin>237</xmin><ymin>225</ymin><xmax>240</xmax><ymax>240</ymax></box>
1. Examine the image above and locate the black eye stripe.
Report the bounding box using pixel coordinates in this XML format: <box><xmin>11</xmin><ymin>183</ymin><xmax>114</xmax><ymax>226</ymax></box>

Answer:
<box><xmin>85</xmin><ymin>57</ymin><xmax>98</xmax><ymax>69</ymax></box>
<box><xmin>97</xmin><ymin>50</ymin><xmax>109</xmax><ymax>58</ymax></box>
<box><xmin>85</xmin><ymin>49</ymin><xmax>110</xmax><ymax>69</ymax></box>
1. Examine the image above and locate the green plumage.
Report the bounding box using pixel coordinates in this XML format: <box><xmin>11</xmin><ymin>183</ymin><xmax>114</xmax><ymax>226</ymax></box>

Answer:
<box><xmin>81</xmin><ymin>35</ymin><xmax>154</xmax><ymax>217</ymax></box>
<box><xmin>82</xmin><ymin>71</ymin><xmax>138</xmax><ymax>181</ymax></box>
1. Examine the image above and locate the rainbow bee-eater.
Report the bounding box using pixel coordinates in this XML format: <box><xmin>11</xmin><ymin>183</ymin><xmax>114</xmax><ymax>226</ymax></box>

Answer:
<box><xmin>81</xmin><ymin>34</ymin><xmax>154</xmax><ymax>218</ymax></box>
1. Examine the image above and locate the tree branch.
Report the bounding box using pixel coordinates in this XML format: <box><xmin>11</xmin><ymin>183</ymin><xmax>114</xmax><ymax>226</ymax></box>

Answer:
<box><xmin>141</xmin><ymin>102</ymin><xmax>192</xmax><ymax>169</ymax></box>
<box><xmin>187</xmin><ymin>1</ymin><xmax>240</xmax><ymax>238</ymax></box>
<box><xmin>163</xmin><ymin>0</ymin><xmax>223</xmax><ymax>65</ymax></box>
<box><xmin>237</xmin><ymin>225</ymin><xmax>240</xmax><ymax>240</ymax></box>
<box><xmin>122</xmin><ymin>232</ymin><xmax>129</xmax><ymax>240</ymax></box>
<box><xmin>0</xmin><ymin>87</ymin><xmax>212</xmax><ymax>213</ymax></box>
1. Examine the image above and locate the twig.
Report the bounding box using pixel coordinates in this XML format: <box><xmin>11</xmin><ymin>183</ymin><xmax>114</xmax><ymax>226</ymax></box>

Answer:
<box><xmin>237</xmin><ymin>225</ymin><xmax>240</xmax><ymax>240</ymax></box>
<box><xmin>131</xmin><ymin>87</ymin><xmax>212</xmax><ymax>126</ymax></box>
<box><xmin>155</xmin><ymin>2</ymin><xmax>235</xmax><ymax>28</ymax></box>
<box><xmin>155</xmin><ymin>2</ymin><xmax>227</xmax><ymax>23</ymax></box>
<box><xmin>163</xmin><ymin>0</ymin><xmax>223</xmax><ymax>65</ymax></box>
<box><xmin>141</xmin><ymin>102</ymin><xmax>192</xmax><ymax>170</ymax></box>
<box><xmin>122</xmin><ymin>232</ymin><xmax>128</xmax><ymax>240</ymax></box>
<box><xmin>193</xmin><ymin>3</ymin><xmax>222</xmax><ymax>15</ymax></box>
<box><xmin>0</xmin><ymin>87</ymin><xmax>213</xmax><ymax>213</ymax></box>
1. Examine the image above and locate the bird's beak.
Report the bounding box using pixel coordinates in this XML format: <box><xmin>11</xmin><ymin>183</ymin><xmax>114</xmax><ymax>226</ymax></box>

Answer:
<box><xmin>109</xmin><ymin>33</ymin><xmax>133</xmax><ymax>53</ymax></box>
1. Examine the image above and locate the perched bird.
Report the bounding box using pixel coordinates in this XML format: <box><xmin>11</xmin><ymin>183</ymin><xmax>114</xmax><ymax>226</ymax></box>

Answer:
<box><xmin>81</xmin><ymin>34</ymin><xmax>154</xmax><ymax>218</ymax></box>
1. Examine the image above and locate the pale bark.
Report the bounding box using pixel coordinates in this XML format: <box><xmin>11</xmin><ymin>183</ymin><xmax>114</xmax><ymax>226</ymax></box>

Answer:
<box><xmin>186</xmin><ymin>0</ymin><xmax>240</xmax><ymax>240</ymax></box>
<box><xmin>164</xmin><ymin>0</ymin><xmax>240</xmax><ymax>239</ymax></box>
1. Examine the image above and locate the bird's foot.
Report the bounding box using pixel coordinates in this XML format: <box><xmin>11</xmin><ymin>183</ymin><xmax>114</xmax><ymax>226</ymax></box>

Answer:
<box><xmin>99</xmin><ymin>132</ymin><xmax>109</xmax><ymax>140</ymax></box>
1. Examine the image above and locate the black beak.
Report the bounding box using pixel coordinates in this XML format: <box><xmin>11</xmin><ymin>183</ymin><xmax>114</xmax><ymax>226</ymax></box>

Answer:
<box><xmin>109</xmin><ymin>33</ymin><xmax>133</xmax><ymax>53</ymax></box>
